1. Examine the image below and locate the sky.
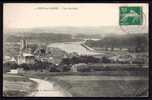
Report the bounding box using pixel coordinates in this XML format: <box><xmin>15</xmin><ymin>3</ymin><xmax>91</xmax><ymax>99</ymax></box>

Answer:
<box><xmin>4</xmin><ymin>3</ymin><xmax>149</xmax><ymax>34</ymax></box>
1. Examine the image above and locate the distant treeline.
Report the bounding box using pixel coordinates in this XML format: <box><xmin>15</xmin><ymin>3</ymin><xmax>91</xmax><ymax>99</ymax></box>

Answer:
<box><xmin>85</xmin><ymin>33</ymin><xmax>148</xmax><ymax>52</ymax></box>
<box><xmin>4</xmin><ymin>33</ymin><xmax>75</xmax><ymax>43</ymax></box>
<box><xmin>74</xmin><ymin>33</ymin><xmax>102</xmax><ymax>39</ymax></box>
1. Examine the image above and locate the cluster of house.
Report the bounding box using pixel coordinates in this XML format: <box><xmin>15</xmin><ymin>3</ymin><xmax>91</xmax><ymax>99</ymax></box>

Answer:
<box><xmin>3</xmin><ymin>39</ymin><xmax>71</xmax><ymax>65</ymax></box>
<box><xmin>4</xmin><ymin>40</ymin><xmax>38</xmax><ymax>65</ymax></box>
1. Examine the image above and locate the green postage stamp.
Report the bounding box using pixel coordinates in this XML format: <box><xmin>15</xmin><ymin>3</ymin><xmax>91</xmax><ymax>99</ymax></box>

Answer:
<box><xmin>119</xmin><ymin>6</ymin><xmax>143</xmax><ymax>25</ymax></box>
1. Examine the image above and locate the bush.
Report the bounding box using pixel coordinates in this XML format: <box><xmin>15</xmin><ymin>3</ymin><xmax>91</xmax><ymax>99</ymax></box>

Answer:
<box><xmin>17</xmin><ymin>61</ymin><xmax>59</xmax><ymax>72</ymax></box>
<box><xmin>60</xmin><ymin>55</ymin><xmax>100</xmax><ymax>65</ymax></box>
<box><xmin>102</xmin><ymin>56</ymin><xmax>111</xmax><ymax>63</ymax></box>
<box><xmin>71</xmin><ymin>63</ymin><xmax>91</xmax><ymax>72</ymax></box>
<box><xmin>3</xmin><ymin>62</ymin><xmax>19</xmax><ymax>73</ymax></box>
<box><xmin>62</xmin><ymin>65</ymin><xmax>71</xmax><ymax>72</ymax></box>
<box><xmin>49</xmin><ymin>67</ymin><xmax>60</xmax><ymax>72</ymax></box>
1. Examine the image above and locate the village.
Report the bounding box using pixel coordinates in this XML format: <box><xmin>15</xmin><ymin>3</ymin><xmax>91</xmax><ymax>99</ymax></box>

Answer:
<box><xmin>3</xmin><ymin>35</ymin><xmax>148</xmax><ymax>74</ymax></box>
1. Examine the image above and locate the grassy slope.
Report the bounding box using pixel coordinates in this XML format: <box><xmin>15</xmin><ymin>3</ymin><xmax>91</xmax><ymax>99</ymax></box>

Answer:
<box><xmin>19</xmin><ymin>69</ymin><xmax>148</xmax><ymax>97</ymax></box>
<box><xmin>49</xmin><ymin>75</ymin><xmax>148</xmax><ymax>97</ymax></box>
<box><xmin>3</xmin><ymin>74</ymin><xmax>37</xmax><ymax>97</ymax></box>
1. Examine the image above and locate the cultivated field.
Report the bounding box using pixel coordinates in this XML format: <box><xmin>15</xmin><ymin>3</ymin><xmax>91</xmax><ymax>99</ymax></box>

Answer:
<box><xmin>49</xmin><ymin>75</ymin><xmax>148</xmax><ymax>97</ymax></box>
<box><xmin>3</xmin><ymin>74</ymin><xmax>37</xmax><ymax>97</ymax></box>
<box><xmin>21</xmin><ymin>69</ymin><xmax>148</xmax><ymax>97</ymax></box>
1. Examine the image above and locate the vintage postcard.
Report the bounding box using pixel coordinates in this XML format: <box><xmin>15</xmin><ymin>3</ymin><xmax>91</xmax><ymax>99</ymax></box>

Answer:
<box><xmin>3</xmin><ymin>3</ymin><xmax>149</xmax><ymax>97</ymax></box>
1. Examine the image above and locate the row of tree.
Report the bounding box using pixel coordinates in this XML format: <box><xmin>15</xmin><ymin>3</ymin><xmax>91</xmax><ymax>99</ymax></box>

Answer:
<box><xmin>3</xmin><ymin>55</ymin><xmax>102</xmax><ymax>73</ymax></box>
<box><xmin>60</xmin><ymin>56</ymin><xmax>100</xmax><ymax>65</ymax></box>
<box><xmin>4</xmin><ymin>33</ymin><xmax>73</xmax><ymax>43</ymax></box>
<box><xmin>85</xmin><ymin>33</ymin><xmax>148</xmax><ymax>52</ymax></box>
<box><xmin>3</xmin><ymin>61</ymin><xmax>59</xmax><ymax>73</ymax></box>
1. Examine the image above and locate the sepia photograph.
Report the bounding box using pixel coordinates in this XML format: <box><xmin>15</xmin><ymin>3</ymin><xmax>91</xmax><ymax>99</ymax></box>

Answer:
<box><xmin>3</xmin><ymin>3</ymin><xmax>149</xmax><ymax>97</ymax></box>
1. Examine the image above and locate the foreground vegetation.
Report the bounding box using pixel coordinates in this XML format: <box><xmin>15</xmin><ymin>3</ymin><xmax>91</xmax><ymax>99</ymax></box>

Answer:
<box><xmin>50</xmin><ymin>76</ymin><xmax>148</xmax><ymax>97</ymax></box>
<box><xmin>21</xmin><ymin>70</ymin><xmax>148</xmax><ymax>97</ymax></box>
<box><xmin>3</xmin><ymin>74</ymin><xmax>37</xmax><ymax>97</ymax></box>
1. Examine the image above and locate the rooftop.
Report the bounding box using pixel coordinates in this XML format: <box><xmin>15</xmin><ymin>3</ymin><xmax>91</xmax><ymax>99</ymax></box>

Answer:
<box><xmin>22</xmin><ymin>53</ymin><xmax>34</xmax><ymax>57</ymax></box>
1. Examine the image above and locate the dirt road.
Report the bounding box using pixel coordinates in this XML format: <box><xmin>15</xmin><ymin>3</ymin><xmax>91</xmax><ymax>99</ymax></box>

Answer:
<box><xmin>29</xmin><ymin>78</ymin><xmax>72</xmax><ymax>97</ymax></box>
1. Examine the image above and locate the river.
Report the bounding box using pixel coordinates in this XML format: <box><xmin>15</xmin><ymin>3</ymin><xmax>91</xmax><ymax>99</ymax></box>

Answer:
<box><xmin>47</xmin><ymin>42</ymin><xmax>103</xmax><ymax>55</ymax></box>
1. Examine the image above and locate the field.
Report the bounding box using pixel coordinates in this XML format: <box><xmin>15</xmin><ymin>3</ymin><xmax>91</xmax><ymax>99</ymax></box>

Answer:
<box><xmin>49</xmin><ymin>75</ymin><xmax>148</xmax><ymax>97</ymax></box>
<box><xmin>21</xmin><ymin>69</ymin><xmax>148</xmax><ymax>97</ymax></box>
<box><xmin>3</xmin><ymin>74</ymin><xmax>37</xmax><ymax>97</ymax></box>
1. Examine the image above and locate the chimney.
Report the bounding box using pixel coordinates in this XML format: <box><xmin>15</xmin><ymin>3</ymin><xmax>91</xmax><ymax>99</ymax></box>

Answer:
<box><xmin>20</xmin><ymin>39</ymin><xmax>27</xmax><ymax>50</ymax></box>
